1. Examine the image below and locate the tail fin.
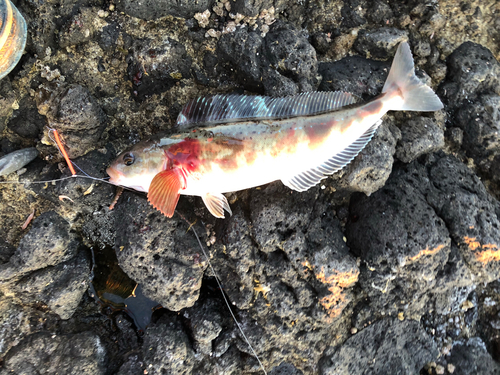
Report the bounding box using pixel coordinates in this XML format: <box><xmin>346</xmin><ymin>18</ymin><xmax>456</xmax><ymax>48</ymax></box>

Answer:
<box><xmin>382</xmin><ymin>42</ymin><xmax>443</xmax><ymax>111</ymax></box>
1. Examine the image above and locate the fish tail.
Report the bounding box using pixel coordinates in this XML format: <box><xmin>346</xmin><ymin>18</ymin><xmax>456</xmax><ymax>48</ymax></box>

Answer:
<box><xmin>382</xmin><ymin>42</ymin><xmax>443</xmax><ymax>111</ymax></box>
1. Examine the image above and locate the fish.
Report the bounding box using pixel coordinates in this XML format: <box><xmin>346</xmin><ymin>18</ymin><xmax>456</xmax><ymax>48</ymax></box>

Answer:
<box><xmin>107</xmin><ymin>42</ymin><xmax>443</xmax><ymax>219</ymax></box>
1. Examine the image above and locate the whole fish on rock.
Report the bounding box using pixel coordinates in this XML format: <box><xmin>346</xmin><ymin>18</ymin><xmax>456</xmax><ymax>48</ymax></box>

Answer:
<box><xmin>107</xmin><ymin>42</ymin><xmax>443</xmax><ymax>218</ymax></box>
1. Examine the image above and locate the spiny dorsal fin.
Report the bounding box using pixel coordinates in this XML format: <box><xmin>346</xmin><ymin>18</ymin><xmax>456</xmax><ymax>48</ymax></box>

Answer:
<box><xmin>281</xmin><ymin>121</ymin><xmax>383</xmax><ymax>192</ymax></box>
<box><xmin>176</xmin><ymin>92</ymin><xmax>360</xmax><ymax>127</ymax></box>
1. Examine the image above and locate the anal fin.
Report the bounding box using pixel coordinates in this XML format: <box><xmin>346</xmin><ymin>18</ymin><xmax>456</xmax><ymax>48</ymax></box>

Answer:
<box><xmin>202</xmin><ymin>193</ymin><xmax>232</xmax><ymax>219</ymax></box>
<box><xmin>282</xmin><ymin>121</ymin><xmax>382</xmax><ymax>192</ymax></box>
<box><xmin>147</xmin><ymin>169</ymin><xmax>183</xmax><ymax>218</ymax></box>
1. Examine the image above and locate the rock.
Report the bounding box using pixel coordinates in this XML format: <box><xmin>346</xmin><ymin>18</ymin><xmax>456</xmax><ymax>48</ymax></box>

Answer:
<box><xmin>447</xmin><ymin>337</ymin><xmax>500</xmax><ymax>375</ymax></box>
<box><xmin>142</xmin><ymin>314</ymin><xmax>196</xmax><ymax>374</ymax></box>
<box><xmin>0</xmin><ymin>299</ymin><xmax>47</xmax><ymax>357</ymax></box>
<box><xmin>269</xmin><ymin>362</ymin><xmax>304</xmax><ymax>375</ymax></box>
<box><xmin>318</xmin><ymin>55</ymin><xmax>390</xmax><ymax>99</ymax></box>
<box><xmin>1</xmin><ymin>331</ymin><xmax>106</xmax><ymax>374</ymax></box>
<box><xmin>262</xmin><ymin>65</ymin><xmax>299</xmax><ymax>97</ymax></box>
<box><xmin>58</xmin><ymin>8</ymin><xmax>108</xmax><ymax>48</ymax></box>
<box><xmin>116</xmin><ymin>0</ymin><xmax>215</xmax><ymax>20</ymax></box>
<box><xmin>0</xmin><ymin>211</ymin><xmax>79</xmax><ymax>282</ymax></box>
<box><xmin>395</xmin><ymin>116</ymin><xmax>445</xmax><ymax>163</ymax></box>
<box><xmin>340</xmin><ymin>0</ymin><xmax>367</xmax><ymax>28</ymax></box>
<box><xmin>263</xmin><ymin>22</ymin><xmax>319</xmax><ymax>91</ymax></box>
<box><xmin>113</xmin><ymin>193</ymin><xmax>206</xmax><ymax>311</ymax></box>
<box><xmin>36</xmin><ymin>84</ymin><xmax>107</xmax><ymax>159</ymax></box>
<box><xmin>346</xmin><ymin>158</ymin><xmax>452</xmax><ymax>316</ymax></box>
<box><xmin>337</xmin><ymin>120</ymin><xmax>401</xmax><ymax>196</ymax></box>
<box><xmin>0</xmin><ymin>148</ymin><xmax>39</xmax><ymax>176</ymax></box>
<box><xmin>231</xmin><ymin>0</ymin><xmax>274</xmax><ymax>17</ymax></box>
<box><xmin>11</xmin><ymin>252</ymin><xmax>91</xmax><ymax>319</ymax></box>
<box><xmin>7</xmin><ymin>96</ymin><xmax>45</xmax><ymax>138</ymax></box>
<box><xmin>320</xmin><ymin>319</ymin><xmax>439</xmax><ymax>375</ymax></box>
<box><xmin>186</xmin><ymin>297</ymin><xmax>223</xmax><ymax>355</ymax></box>
<box><xmin>127</xmin><ymin>36</ymin><xmax>192</xmax><ymax>101</ymax></box>
<box><xmin>353</xmin><ymin>28</ymin><xmax>408</xmax><ymax>59</ymax></box>
<box><xmin>455</xmin><ymin>94</ymin><xmax>500</xmax><ymax>176</ymax></box>
<box><xmin>425</xmin><ymin>155</ymin><xmax>500</xmax><ymax>282</ymax></box>
<box><xmin>367</xmin><ymin>0</ymin><xmax>394</xmax><ymax>25</ymax></box>
<box><xmin>217</xmin><ymin>28</ymin><xmax>265</xmax><ymax>91</ymax></box>
<box><xmin>439</xmin><ymin>42</ymin><xmax>500</xmax><ymax>110</ymax></box>
<box><xmin>0</xmin><ymin>240</ymin><xmax>15</xmax><ymax>264</ymax></box>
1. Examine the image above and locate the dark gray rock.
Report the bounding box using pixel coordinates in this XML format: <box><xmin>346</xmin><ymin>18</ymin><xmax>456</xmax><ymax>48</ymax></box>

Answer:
<box><xmin>142</xmin><ymin>315</ymin><xmax>195</xmax><ymax>374</ymax></box>
<box><xmin>353</xmin><ymin>28</ymin><xmax>408</xmax><ymax>59</ymax></box>
<box><xmin>231</xmin><ymin>0</ymin><xmax>274</xmax><ymax>17</ymax></box>
<box><xmin>12</xmin><ymin>252</ymin><xmax>91</xmax><ymax>319</ymax></box>
<box><xmin>340</xmin><ymin>0</ymin><xmax>367</xmax><ymax>28</ymax></box>
<box><xmin>36</xmin><ymin>84</ymin><xmax>107</xmax><ymax>158</ymax></box>
<box><xmin>0</xmin><ymin>211</ymin><xmax>79</xmax><ymax>282</ymax></box>
<box><xmin>262</xmin><ymin>67</ymin><xmax>299</xmax><ymax>97</ymax></box>
<box><xmin>395</xmin><ymin>116</ymin><xmax>445</xmax><ymax>163</ymax></box>
<box><xmin>217</xmin><ymin>28</ymin><xmax>265</xmax><ymax>91</ymax></box>
<box><xmin>425</xmin><ymin>155</ymin><xmax>500</xmax><ymax>282</ymax></box>
<box><xmin>264</xmin><ymin>23</ymin><xmax>319</xmax><ymax>91</ymax></box>
<box><xmin>320</xmin><ymin>319</ymin><xmax>439</xmax><ymax>375</ymax></box>
<box><xmin>455</xmin><ymin>94</ymin><xmax>500</xmax><ymax>177</ymax></box>
<box><xmin>0</xmin><ymin>299</ymin><xmax>47</xmax><ymax>357</ymax></box>
<box><xmin>0</xmin><ymin>240</ymin><xmax>15</xmax><ymax>264</ymax></box>
<box><xmin>127</xmin><ymin>36</ymin><xmax>192</xmax><ymax>101</ymax></box>
<box><xmin>367</xmin><ymin>0</ymin><xmax>394</xmax><ymax>25</ymax></box>
<box><xmin>337</xmin><ymin>120</ymin><xmax>401</xmax><ymax>196</ymax></box>
<box><xmin>1</xmin><ymin>331</ymin><xmax>106</xmax><ymax>374</ymax></box>
<box><xmin>116</xmin><ymin>0</ymin><xmax>215</xmax><ymax>20</ymax></box>
<box><xmin>113</xmin><ymin>193</ymin><xmax>206</xmax><ymax>311</ymax></box>
<box><xmin>186</xmin><ymin>297</ymin><xmax>223</xmax><ymax>355</ymax></box>
<box><xmin>346</xmin><ymin>158</ymin><xmax>451</xmax><ymax>316</ymax></box>
<box><xmin>269</xmin><ymin>362</ymin><xmax>304</xmax><ymax>375</ymax></box>
<box><xmin>447</xmin><ymin>338</ymin><xmax>500</xmax><ymax>375</ymax></box>
<box><xmin>439</xmin><ymin>42</ymin><xmax>500</xmax><ymax>110</ymax></box>
<box><xmin>318</xmin><ymin>55</ymin><xmax>390</xmax><ymax>99</ymax></box>
<box><xmin>7</xmin><ymin>96</ymin><xmax>45</xmax><ymax>138</ymax></box>
<box><xmin>58</xmin><ymin>8</ymin><xmax>104</xmax><ymax>48</ymax></box>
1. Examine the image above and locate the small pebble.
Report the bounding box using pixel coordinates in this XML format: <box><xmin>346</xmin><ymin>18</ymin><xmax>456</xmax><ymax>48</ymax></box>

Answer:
<box><xmin>398</xmin><ymin>312</ymin><xmax>404</xmax><ymax>321</ymax></box>
<box><xmin>350</xmin><ymin>327</ymin><xmax>357</xmax><ymax>334</ymax></box>
<box><xmin>435</xmin><ymin>364</ymin><xmax>445</xmax><ymax>374</ymax></box>
<box><xmin>447</xmin><ymin>363</ymin><xmax>455</xmax><ymax>373</ymax></box>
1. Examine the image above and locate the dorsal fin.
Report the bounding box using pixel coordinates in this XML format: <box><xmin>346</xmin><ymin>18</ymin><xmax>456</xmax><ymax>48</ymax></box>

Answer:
<box><xmin>176</xmin><ymin>92</ymin><xmax>360</xmax><ymax>127</ymax></box>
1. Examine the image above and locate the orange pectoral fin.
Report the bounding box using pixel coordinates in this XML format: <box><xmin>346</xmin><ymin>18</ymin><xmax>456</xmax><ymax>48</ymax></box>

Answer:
<box><xmin>147</xmin><ymin>170</ymin><xmax>183</xmax><ymax>218</ymax></box>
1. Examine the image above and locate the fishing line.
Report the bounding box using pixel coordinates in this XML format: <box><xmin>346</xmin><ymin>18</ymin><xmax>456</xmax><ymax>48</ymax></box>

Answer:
<box><xmin>177</xmin><ymin>211</ymin><xmax>267</xmax><ymax>375</ymax></box>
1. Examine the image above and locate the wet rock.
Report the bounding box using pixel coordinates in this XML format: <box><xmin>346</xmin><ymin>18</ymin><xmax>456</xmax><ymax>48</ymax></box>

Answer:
<box><xmin>264</xmin><ymin>23</ymin><xmax>319</xmax><ymax>91</ymax></box>
<box><xmin>12</xmin><ymin>252</ymin><xmax>90</xmax><ymax>319</ymax></box>
<box><xmin>346</xmin><ymin>158</ymin><xmax>452</xmax><ymax>316</ymax></box>
<box><xmin>116</xmin><ymin>0</ymin><xmax>214</xmax><ymax>20</ymax></box>
<box><xmin>439</xmin><ymin>42</ymin><xmax>500</xmax><ymax>110</ymax></box>
<box><xmin>142</xmin><ymin>314</ymin><xmax>195</xmax><ymax>374</ymax></box>
<box><xmin>353</xmin><ymin>28</ymin><xmax>408</xmax><ymax>59</ymax></box>
<box><xmin>367</xmin><ymin>0</ymin><xmax>394</xmax><ymax>25</ymax></box>
<box><xmin>113</xmin><ymin>193</ymin><xmax>206</xmax><ymax>311</ymax></box>
<box><xmin>1</xmin><ymin>331</ymin><xmax>106</xmax><ymax>374</ymax></box>
<box><xmin>447</xmin><ymin>337</ymin><xmax>500</xmax><ymax>375</ymax></box>
<box><xmin>395</xmin><ymin>116</ymin><xmax>445</xmax><ymax>163</ymax></box>
<box><xmin>127</xmin><ymin>36</ymin><xmax>192</xmax><ymax>101</ymax></box>
<box><xmin>262</xmin><ymin>67</ymin><xmax>299</xmax><ymax>97</ymax></box>
<box><xmin>0</xmin><ymin>147</ymin><xmax>39</xmax><ymax>176</ymax></box>
<box><xmin>36</xmin><ymin>84</ymin><xmax>107</xmax><ymax>159</ymax></box>
<box><xmin>0</xmin><ymin>211</ymin><xmax>79</xmax><ymax>282</ymax></box>
<box><xmin>338</xmin><ymin>120</ymin><xmax>401</xmax><ymax>195</ymax></box>
<box><xmin>320</xmin><ymin>319</ymin><xmax>439</xmax><ymax>375</ymax></box>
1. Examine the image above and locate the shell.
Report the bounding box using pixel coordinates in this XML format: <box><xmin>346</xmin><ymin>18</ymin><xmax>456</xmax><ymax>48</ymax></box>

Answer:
<box><xmin>0</xmin><ymin>0</ymin><xmax>27</xmax><ymax>80</ymax></box>
<box><xmin>0</xmin><ymin>147</ymin><xmax>39</xmax><ymax>176</ymax></box>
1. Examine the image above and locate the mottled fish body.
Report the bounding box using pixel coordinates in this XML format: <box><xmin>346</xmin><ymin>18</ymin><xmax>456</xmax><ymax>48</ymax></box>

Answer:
<box><xmin>107</xmin><ymin>42</ymin><xmax>443</xmax><ymax>218</ymax></box>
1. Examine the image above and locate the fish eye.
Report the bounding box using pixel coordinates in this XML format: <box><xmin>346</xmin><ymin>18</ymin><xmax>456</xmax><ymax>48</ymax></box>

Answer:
<box><xmin>123</xmin><ymin>152</ymin><xmax>135</xmax><ymax>166</ymax></box>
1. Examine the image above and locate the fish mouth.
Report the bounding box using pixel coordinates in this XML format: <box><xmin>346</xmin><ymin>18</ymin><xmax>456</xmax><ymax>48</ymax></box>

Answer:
<box><xmin>106</xmin><ymin>166</ymin><xmax>123</xmax><ymax>185</ymax></box>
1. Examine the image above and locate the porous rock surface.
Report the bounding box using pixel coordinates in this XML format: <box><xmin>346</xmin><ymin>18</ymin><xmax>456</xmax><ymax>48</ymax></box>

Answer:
<box><xmin>1</xmin><ymin>0</ymin><xmax>500</xmax><ymax>374</ymax></box>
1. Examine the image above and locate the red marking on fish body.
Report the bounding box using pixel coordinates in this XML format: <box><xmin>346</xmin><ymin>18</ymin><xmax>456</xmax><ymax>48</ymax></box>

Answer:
<box><xmin>305</xmin><ymin>119</ymin><xmax>336</xmax><ymax>149</ymax></box>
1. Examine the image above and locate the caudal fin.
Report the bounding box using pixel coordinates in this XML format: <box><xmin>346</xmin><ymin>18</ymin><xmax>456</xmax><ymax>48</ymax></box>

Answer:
<box><xmin>382</xmin><ymin>42</ymin><xmax>443</xmax><ymax>112</ymax></box>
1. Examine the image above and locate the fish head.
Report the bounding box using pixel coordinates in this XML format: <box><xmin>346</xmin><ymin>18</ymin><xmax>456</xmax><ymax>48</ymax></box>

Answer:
<box><xmin>107</xmin><ymin>140</ymin><xmax>166</xmax><ymax>192</ymax></box>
